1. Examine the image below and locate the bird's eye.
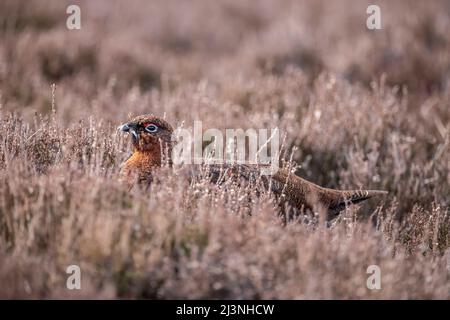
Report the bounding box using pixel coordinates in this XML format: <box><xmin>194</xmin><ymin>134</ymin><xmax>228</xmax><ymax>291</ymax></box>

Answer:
<box><xmin>145</xmin><ymin>124</ymin><xmax>158</xmax><ymax>133</ymax></box>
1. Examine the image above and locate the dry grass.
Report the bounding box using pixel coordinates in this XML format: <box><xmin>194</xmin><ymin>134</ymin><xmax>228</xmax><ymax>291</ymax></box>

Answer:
<box><xmin>0</xmin><ymin>0</ymin><xmax>449</xmax><ymax>299</ymax></box>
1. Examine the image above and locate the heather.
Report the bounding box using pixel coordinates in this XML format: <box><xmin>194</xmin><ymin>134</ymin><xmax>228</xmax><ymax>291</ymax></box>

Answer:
<box><xmin>0</xmin><ymin>0</ymin><xmax>449</xmax><ymax>298</ymax></box>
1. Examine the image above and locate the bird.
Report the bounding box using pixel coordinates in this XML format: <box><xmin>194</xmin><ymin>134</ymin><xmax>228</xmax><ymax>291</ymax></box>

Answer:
<box><xmin>118</xmin><ymin>114</ymin><xmax>387</xmax><ymax>221</ymax></box>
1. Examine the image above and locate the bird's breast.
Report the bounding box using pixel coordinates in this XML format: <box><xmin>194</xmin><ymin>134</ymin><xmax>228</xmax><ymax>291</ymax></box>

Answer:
<box><xmin>121</xmin><ymin>151</ymin><xmax>161</xmax><ymax>183</ymax></box>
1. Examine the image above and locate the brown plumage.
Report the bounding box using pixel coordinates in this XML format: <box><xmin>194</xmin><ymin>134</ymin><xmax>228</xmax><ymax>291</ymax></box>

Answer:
<box><xmin>119</xmin><ymin>114</ymin><xmax>387</xmax><ymax>220</ymax></box>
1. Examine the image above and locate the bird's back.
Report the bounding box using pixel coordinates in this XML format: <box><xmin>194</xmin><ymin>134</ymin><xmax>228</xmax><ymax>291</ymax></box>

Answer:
<box><xmin>182</xmin><ymin>164</ymin><xmax>387</xmax><ymax>220</ymax></box>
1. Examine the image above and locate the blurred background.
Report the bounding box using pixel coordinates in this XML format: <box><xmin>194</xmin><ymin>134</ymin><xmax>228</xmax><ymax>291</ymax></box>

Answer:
<box><xmin>1</xmin><ymin>0</ymin><xmax>449</xmax><ymax>203</ymax></box>
<box><xmin>1</xmin><ymin>0</ymin><xmax>449</xmax><ymax>119</ymax></box>
<box><xmin>0</xmin><ymin>0</ymin><xmax>450</xmax><ymax>207</ymax></box>
<box><xmin>0</xmin><ymin>0</ymin><xmax>449</xmax><ymax>299</ymax></box>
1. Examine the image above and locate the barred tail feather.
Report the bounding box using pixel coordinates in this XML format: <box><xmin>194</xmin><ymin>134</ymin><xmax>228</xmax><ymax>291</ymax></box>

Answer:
<box><xmin>329</xmin><ymin>189</ymin><xmax>388</xmax><ymax>216</ymax></box>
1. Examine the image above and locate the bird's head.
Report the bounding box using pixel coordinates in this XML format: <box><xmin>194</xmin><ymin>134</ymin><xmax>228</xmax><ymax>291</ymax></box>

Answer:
<box><xmin>118</xmin><ymin>115</ymin><xmax>174</xmax><ymax>154</ymax></box>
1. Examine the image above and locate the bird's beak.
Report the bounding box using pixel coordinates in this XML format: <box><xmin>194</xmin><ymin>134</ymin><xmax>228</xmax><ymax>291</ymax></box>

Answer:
<box><xmin>118</xmin><ymin>123</ymin><xmax>139</xmax><ymax>140</ymax></box>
